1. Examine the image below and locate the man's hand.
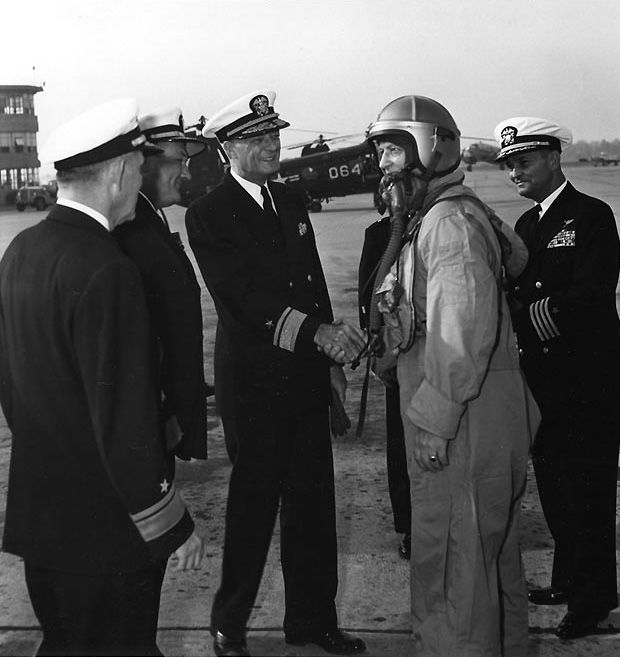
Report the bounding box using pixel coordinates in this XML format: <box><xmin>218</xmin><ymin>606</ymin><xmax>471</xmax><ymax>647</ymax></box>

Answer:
<box><xmin>329</xmin><ymin>364</ymin><xmax>351</xmax><ymax>437</ymax></box>
<box><xmin>169</xmin><ymin>531</ymin><xmax>204</xmax><ymax>571</ymax></box>
<box><xmin>413</xmin><ymin>430</ymin><xmax>449</xmax><ymax>473</ymax></box>
<box><xmin>314</xmin><ymin>320</ymin><xmax>366</xmax><ymax>364</ymax></box>
<box><xmin>164</xmin><ymin>415</ymin><xmax>182</xmax><ymax>451</ymax></box>
<box><xmin>330</xmin><ymin>364</ymin><xmax>347</xmax><ymax>403</ymax></box>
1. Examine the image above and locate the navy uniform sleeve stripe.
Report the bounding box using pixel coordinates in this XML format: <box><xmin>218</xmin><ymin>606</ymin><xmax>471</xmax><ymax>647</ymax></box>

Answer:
<box><xmin>130</xmin><ymin>484</ymin><xmax>187</xmax><ymax>542</ymax></box>
<box><xmin>273</xmin><ymin>306</ymin><xmax>308</xmax><ymax>352</ymax></box>
<box><xmin>531</xmin><ymin>300</ymin><xmax>551</xmax><ymax>340</ymax></box>
<box><xmin>529</xmin><ymin>298</ymin><xmax>560</xmax><ymax>341</ymax></box>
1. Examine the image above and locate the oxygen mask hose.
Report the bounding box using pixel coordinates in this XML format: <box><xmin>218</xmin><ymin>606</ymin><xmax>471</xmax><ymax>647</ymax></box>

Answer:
<box><xmin>366</xmin><ymin>173</ymin><xmax>408</xmax><ymax>354</ymax></box>
<box><xmin>350</xmin><ymin>174</ymin><xmax>407</xmax><ymax>371</ymax></box>
<box><xmin>350</xmin><ymin>173</ymin><xmax>410</xmax><ymax>436</ymax></box>
<box><xmin>359</xmin><ymin>148</ymin><xmax>444</xmax><ymax>363</ymax></box>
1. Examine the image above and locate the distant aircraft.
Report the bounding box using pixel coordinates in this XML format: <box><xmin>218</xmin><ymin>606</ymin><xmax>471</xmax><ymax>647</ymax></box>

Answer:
<box><xmin>591</xmin><ymin>152</ymin><xmax>620</xmax><ymax>166</ymax></box>
<box><xmin>461</xmin><ymin>140</ymin><xmax>504</xmax><ymax>171</ymax></box>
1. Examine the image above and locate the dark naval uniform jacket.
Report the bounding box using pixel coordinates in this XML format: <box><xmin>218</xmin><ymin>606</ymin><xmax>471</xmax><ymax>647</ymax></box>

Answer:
<box><xmin>507</xmin><ymin>181</ymin><xmax>620</xmax><ymax>615</ymax></box>
<box><xmin>358</xmin><ymin>215</ymin><xmax>390</xmax><ymax>329</ymax></box>
<box><xmin>114</xmin><ymin>193</ymin><xmax>208</xmax><ymax>460</ymax></box>
<box><xmin>507</xmin><ymin>182</ymin><xmax>620</xmax><ymax>357</ymax></box>
<box><xmin>186</xmin><ymin>172</ymin><xmax>334</xmax><ymax>412</ymax></box>
<box><xmin>358</xmin><ymin>215</ymin><xmax>410</xmax><ymax>535</ymax></box>
<box><xmin>0</xmin><ymin>204</ymin><xmax>194</xmax><ymax>574</ymax></box>
<box><xmin>186</xmin><ymin>171</ymin><xmax>339</xmax><ymax>637</ymax></box>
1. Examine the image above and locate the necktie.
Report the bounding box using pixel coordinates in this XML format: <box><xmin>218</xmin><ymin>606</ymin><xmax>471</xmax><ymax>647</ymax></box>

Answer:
<box><xmin>261</xmin><ymin>185</ymin><xmax>278</xmax><ymax>216</ymax></box>
<box><xmin>261</xmin><ymin>185</ymin><xmax>281</xmax><ymax>233</ymax></box>
<box><xmin>534</xmin><ymin>204</ymin><xmax>542</xmax><ymax>221</ymax></box>
<box><xmin>260</xmin><ymin>185</ymin><xmax>281</xmax><ymax>241</ymax></box>
<box><xmin>159</xmin><ymin>207</ymin><xmax>171</xmax><ymax>231</ymax></box>
<box><xmin>529</xmin><ymin>204</ymin><xmax>544</xmax><ymax>244</ymax></box>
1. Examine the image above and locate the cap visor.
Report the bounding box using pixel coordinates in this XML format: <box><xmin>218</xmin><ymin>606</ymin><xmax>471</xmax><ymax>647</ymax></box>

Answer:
<box><xmin>140</xmin><ymin>141</ymin><xmax>164</xmax><ymax>155</ymax></box>
<box><xmin>153</xmin><ymin>137</ymin><xmax>207</xmax><ymax>158</ymax></box>
<box><xmin>180</xmin><ymin>138</ymin><xmax>208</xmax><ymax>158</ymax></box>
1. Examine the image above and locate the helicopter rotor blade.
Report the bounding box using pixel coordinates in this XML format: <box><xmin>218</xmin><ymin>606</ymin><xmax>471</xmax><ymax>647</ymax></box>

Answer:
<box><xmin>283</xmin><ymin>132</ymin><xmax>367</xmax><ymax>151</ymax></box>
<box><xmin>286</xmin><ymin>128</ymin><xmax>339</xmax><ymax>135</ymax></box>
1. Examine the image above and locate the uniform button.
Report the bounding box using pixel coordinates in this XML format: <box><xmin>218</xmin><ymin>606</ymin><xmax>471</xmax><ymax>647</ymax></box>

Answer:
<box><xmin>535</xmin><ymin>281</ymin><xmax>542</xmax><ymax>289</ymax></box>
<box><xmin>542</xmin><ymin>347</ymin><xmax>549</xmax><ymax>354</ymax></box>
<box><xmin>518</xmin><ymin>348</ymin><xmax>524</xmax><ymax>355</ymax></box>
<box><xmin>514</xmin><ymin>286</ymin><xmax>520</xmax><ymax>292</ymax></box>
<box><xmin>307</xmin><ymin>274</ymin><xmax>313</xmax><ymax>282</ymax></box>
<box><xmin>289</xmin><ymin>281</ymin><xmax>293</xmax><ymax>288</ymax></box>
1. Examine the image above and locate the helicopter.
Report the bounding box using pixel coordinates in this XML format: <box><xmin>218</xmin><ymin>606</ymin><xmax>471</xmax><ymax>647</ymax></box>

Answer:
<box><xmin>178</xmin><ymin>121</ymin><xmax>382</xmax><ymax>211</ymax></box>
<box><xmin>278</xmin><ymin>134</ymin><xmax>382</xmax><ymax>212</ymax></box>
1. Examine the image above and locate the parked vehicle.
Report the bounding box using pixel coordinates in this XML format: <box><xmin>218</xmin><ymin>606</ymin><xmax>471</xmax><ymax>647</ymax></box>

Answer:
<box><xmin>15</xmin><ymin>185</ymin><xmax>56</xmax><ymax>212</ymax></box>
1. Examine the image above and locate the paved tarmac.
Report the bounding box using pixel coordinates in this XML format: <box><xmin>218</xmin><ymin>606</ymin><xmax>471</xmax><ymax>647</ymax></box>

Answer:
<box><xmin>0</xmin><ymin>163</ymin><xmax>619</xmax><ymax>655</ymax></box>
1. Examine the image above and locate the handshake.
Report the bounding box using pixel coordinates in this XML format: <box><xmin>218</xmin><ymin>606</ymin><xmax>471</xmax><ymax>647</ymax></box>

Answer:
<box><xmin>314</xmin><ymin>319</ymin><xmax>367</xmax><ymax>364</ymax></box>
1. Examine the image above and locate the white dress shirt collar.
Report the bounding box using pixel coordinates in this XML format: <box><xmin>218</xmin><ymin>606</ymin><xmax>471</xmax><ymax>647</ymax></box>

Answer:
<box><xmin>230</xmin><ymin>169</ymin><xmax>274</xmax><ymax>210</ymax></box>
<box><xmin>56</xmin><ymin>197</ymin><xmax>110</xmax><ymax>231</ymax></box>
<box><xmin>538</xmin><ymin>180</ymin><xmax>568</xmax><ymax>218</ymax></box>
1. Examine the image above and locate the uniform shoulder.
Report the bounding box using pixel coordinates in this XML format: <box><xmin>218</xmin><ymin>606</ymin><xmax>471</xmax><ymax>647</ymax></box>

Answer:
<box><xmin>364</xmin><ymin>215</ymin><xmax>390</xmax><ymax>235</ymax></box>
<box><xmin>573</xmin><ymin>188</ymin><xmax>613</xmax><ymax>213</ymax></box>
<box><xmin>188</xmin><ymin>177</ymin><xmax>230</xmax><ymax>213</ymax></box>
<box><xmin>115</xmin><ymin>206</ymin><xmax>152</xmax><ymax>241</ymax></box>
<box><xmin>269</xmin><ymin>179</ymin><xmax>291</xmax><ymax>192</ymax></box>
<box><xmin>269</xmin><ymin>180</ymin><xmax>310</xmax><ymax>216</ymax></box>
<box><xmin>270</xmin><ymin>179</ymin><xmax>304</xmax><ymax>202</ymax></box>
<box><xmin>50</xmin><ymin>221</ymin><xmax>140</xmax><ymax>286</ymax></box>
<box><xmin>559</xmin><ymin>185</ymin><xmax>614</xmax><ymax>225</ymax></box>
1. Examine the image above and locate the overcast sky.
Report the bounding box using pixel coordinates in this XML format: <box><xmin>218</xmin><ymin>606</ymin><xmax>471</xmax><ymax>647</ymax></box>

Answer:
<box><xmin>4</xmin><ymin>0</ymin><xmax>620</xmax><ymax>150</ymax></box>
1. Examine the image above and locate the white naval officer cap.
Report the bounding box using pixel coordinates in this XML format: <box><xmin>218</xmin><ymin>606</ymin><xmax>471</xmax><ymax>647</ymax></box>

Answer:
<box><xmin>202</xmin><ymin>89</ymin><xmax>290</xmax><ymax>142</ymax></box>
<box><xmin>493</xmin><ymin>117</ymin><xmax>572</xmax><ymax>162</ymax></box>
<box><xmin>139</xmin><ymin>106</ymin><xmax>207</xmax><ymax>158</ymax></box>
<box><xmin>40</xmin><ymin>98</ymin><xmax>161</xmax><ymax>171</ymax></box>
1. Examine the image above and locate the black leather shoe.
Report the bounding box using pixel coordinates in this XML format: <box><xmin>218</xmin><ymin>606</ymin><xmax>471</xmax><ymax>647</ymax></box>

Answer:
<box><xmin>527</xmin><ymin>586</ymin><xmax>568</xmax><ymax>605</ymax></box>
<box><xmin>398</xmin><ymin>533</ymin><xmax>411</xmax><ymax>560</ymax></box>
<box><xmin>555</xmin><ymin>610</ymin><xmax>608</xmax><ymax>640</ymax></box>
<box><xmin>212</xmin><ymin>631</ymin><xmax>250</xmax><ymax>656</ymax></box>
<box><xmin>285</xmin><ymin>628</ymin><xmax>366</xmax><ymax>654</ymax></box>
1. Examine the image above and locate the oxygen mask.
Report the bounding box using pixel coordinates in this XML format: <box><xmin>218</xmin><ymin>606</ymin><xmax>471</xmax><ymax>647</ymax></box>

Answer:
<box><xmin>379</xmin><ymin>170</ymin><xmax>428</xmax><ymax>221</ymax></box>
<box><xmin>379</xmin><ymin>171</ymin><xmax>407</xmax><ymax>218</ymax></box>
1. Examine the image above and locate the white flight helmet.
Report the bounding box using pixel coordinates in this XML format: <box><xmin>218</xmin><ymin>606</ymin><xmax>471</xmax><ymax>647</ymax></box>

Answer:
<box><xmin>366</xmin><ymin>95</ymin><xmax>461</xmax><ymax>178</ymax></box>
